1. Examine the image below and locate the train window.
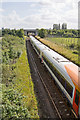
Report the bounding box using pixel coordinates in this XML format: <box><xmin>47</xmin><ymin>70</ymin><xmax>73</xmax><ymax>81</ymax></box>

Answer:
<box><xmin>75</xmin><ymin>90</ymin><xmax>79</xmax><ymax>106</ymax></box>
<box><xmin>43</xmin><ymin>55</ymin><xmax>73</xmax><ymax>98</ymax></box>
<box><xmin>65</xmin><ymin>81</ymin><xmax>73</xmax><ymax>97</ymax></box>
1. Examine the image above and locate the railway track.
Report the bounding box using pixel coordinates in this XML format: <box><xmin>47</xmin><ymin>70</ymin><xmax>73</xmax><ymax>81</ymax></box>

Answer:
<box><xmin>26</xmin><ymin>39</ymin><xmax>77</xmax><ymax>119</ymax></box>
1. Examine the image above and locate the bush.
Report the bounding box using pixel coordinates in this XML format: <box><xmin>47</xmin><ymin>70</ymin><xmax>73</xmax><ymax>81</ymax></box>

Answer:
<box><xmin>2</xmin><ymin>87</ymin><xmax>30</xmax><ymax>119</ymax></box>
<box><xmin>38</xmin><ymin>28</ymin><xmax>47</xmax><ymax>38</ymax></box>
<box><xmin>2</xmin><ymin>35</ymin><xmax>24</xmax><ymax>64</ymax></box>
<box><xmin>17</xmin><ymin>51</ymin><xmax>21</xmax><ymax>58</ymax></box>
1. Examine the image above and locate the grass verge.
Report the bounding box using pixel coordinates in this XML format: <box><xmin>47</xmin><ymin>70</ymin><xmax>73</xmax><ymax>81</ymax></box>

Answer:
<box><xmin>14</xmin><ymin>49</ymin><xmax>39</xmax><ymax>118</ymax></box>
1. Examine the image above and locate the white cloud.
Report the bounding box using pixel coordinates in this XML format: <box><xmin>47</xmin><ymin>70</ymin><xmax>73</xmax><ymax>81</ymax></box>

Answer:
<box><xmin>1</xmin><ymin>0</ymin><xmax>79</xmax><ymax>3</ymax></box>
<box><xmin>2</xmin><ymin>10</ymin><xmax>22</xmax><ymax>28</ymax></box>
<box><xmin>0</xmin><ymin>8</ymin><xmax>4</xmax><ymax>12</ymax></box>
<box><xmin>1</xmin><ymin>0</ymin><xmax>80</xmax><ymax>29</ymax></box>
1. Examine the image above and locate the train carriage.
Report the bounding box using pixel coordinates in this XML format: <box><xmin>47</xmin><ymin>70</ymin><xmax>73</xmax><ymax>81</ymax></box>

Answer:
<box><xmin>30</xmin><ymin>36</ymin><xmax>80</xmax><ymax>117</ymax></box>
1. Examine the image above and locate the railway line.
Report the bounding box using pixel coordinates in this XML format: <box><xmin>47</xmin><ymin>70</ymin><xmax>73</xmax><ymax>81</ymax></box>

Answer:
<box><xmin>26</xmin><ymin>39</ymin><xmax>77</xmax><ymax>119</ymax></box>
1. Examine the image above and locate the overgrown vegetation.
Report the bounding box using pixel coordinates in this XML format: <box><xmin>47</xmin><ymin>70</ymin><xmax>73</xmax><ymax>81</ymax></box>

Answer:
<box><xmin>2</xmin><ymin>35</ymin><xmax>24</xmax><ymax>64</ymax></box>
<box><xmin>2</xmin><ymin>28</ymin><xmax>24</xmax><ymax>38</ymax></box>
<box><xmin>2</xmin><ymin>86</ymin><xmax>30</xmax><ymax>119</ymax></box>
<box><xmin>1</xmin><ymin>34</ymin><xmax>39</xmax><ymax>119</ymax></box>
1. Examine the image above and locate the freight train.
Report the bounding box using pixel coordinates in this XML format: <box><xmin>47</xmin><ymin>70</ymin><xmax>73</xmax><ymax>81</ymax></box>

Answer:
<box><xmin>29</xmin><ymin>35</ymin><xmax>80</xmax><ymax>117</ymax></box>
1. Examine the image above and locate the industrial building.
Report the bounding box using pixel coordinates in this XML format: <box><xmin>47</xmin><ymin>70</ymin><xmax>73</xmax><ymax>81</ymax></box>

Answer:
<box><xmin>53</xmin><ymin>24</ymin><xmax>60</xmax><ymax>30</ymax></box>
<box><xmin>53</xmin><ymin>23</ymin><xmax>67</xmax><ymax>30</ymax></box>
<box><xmin>62</xmin><ymin>23</ymin><xmax>67</xmax><ymax>29</ymax></box>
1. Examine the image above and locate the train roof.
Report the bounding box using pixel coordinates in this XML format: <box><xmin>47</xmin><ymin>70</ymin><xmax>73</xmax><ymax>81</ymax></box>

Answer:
<box><xmin>44</xmin><ymin>48</ymin><xmax>69</xmax><ymax>63</ymax></box>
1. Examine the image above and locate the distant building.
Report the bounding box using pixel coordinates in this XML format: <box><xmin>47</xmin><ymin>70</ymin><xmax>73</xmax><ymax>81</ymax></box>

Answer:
<box><xmin>53</xmin><ymin>24</ymin><xmax>60</xmax><ymax>30</ymax></box>
<box><xmin>62</xmin><ymin>23</ymin><xmax>67</xmax><ymax>29</ymax></box>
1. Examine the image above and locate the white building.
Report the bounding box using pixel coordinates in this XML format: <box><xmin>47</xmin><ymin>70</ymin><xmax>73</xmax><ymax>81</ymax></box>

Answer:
<box><xmin>53</xmin><ymin>24</ymin><xmax>60</xmax><ymax>30</ymax></box>
<box><xmin>62</xmin><ymin>23</ymin><xmax>67</xmax><ymax>29</ymax></box>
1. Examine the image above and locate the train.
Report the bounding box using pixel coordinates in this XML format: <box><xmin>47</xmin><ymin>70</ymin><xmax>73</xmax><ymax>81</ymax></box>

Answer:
<box><xmin>29</xmin><ymin>35</ymin><xmax>80</xmax><ymax>117</ymax></box>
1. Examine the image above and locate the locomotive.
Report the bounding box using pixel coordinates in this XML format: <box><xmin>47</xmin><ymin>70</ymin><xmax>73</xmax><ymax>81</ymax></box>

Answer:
<box><xmin>29</xmin><ymin>35</ymin><xmax>80</xmax><ymax>117</ymax></box>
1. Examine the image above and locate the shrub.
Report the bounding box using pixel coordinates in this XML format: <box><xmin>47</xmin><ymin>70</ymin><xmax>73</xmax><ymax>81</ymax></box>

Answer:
<box><xmin>2</xmin><ymin>87</ymin><xmax>30</xmax><ymax>119</ymax></box>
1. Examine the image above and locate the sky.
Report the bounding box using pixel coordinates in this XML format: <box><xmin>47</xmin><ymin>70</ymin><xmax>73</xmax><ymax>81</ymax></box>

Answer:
<box><xmin>0</xmin><ymin>0</ymin><xmax>80</xmax><ymax>29</ymax></box>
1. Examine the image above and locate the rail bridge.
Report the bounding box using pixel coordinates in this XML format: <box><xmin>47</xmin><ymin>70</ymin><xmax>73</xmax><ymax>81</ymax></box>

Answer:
<box><xmin>24</xmin><ymin>29</ymin><xmax>38</xmax><ymax>36</ymax></box>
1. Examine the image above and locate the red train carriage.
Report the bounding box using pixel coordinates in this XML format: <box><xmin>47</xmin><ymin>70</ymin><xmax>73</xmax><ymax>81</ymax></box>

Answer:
<box><xmin>65</xmin><ymin>64</ymin><xmax>80</xmax><ymax>116</ymax></box>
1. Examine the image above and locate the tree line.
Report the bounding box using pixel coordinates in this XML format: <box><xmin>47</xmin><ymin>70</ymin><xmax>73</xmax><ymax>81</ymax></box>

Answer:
<box><xmin>38</xmin><ymin>28</ymin><xmax>80</xmax><ymax>38</ymax></box>
<box><xmin>2</xmin><ymin>28</ymin><xmax>24</xmax><ymax>38</ymax></box>
<box><xmin>1</xmin><ymin>28</ymin><xmax>80</xmax><ymax>38</ymax></box>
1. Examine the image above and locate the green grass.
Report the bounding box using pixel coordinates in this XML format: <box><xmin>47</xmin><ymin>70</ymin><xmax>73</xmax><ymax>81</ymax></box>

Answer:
<box><xmin>13</xmin><ymin>50</ymin><xmax>39</xmax><ymax>118</ymax></box>
<box><xmin>35</xmin><ymin>36</ymin><xmax>80</xmax><ymax>66</ymax></box>
<box><xmin>45</xmin><ymin>37</ymin><xmax>78</xmax><ymax>49</ymax></box>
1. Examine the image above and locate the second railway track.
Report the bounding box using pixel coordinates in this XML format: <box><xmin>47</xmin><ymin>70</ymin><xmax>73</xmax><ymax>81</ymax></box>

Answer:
<box><xmin>26</xmin><ymin>39</ymin><xmax>76</xmax><ymax>119</ymax></box>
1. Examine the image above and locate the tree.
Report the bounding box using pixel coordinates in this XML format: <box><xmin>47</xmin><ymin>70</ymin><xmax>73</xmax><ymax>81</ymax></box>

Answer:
<box><xmin>8</xmin><ymin>46</ymin><xmax>13</xmax><ymax>59</ymax></box>
<box><xmin>17</xmin><ymin>29</ymin><xmax>24</xmax><ymax>38</ymax></box>
<box><xmin>72</xmin><ymin>30</ymin><xmax>78</xmax><ymax>36</ymax></box>
<box><xmin>2</xmin><ymin>29</ymin><xmax>24</xmax><ymax>38</ymax></box>
<box><xmin>38</xmin><ymin>28</ymin><xmax>47</xmax><ymax>38</ymax></box>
